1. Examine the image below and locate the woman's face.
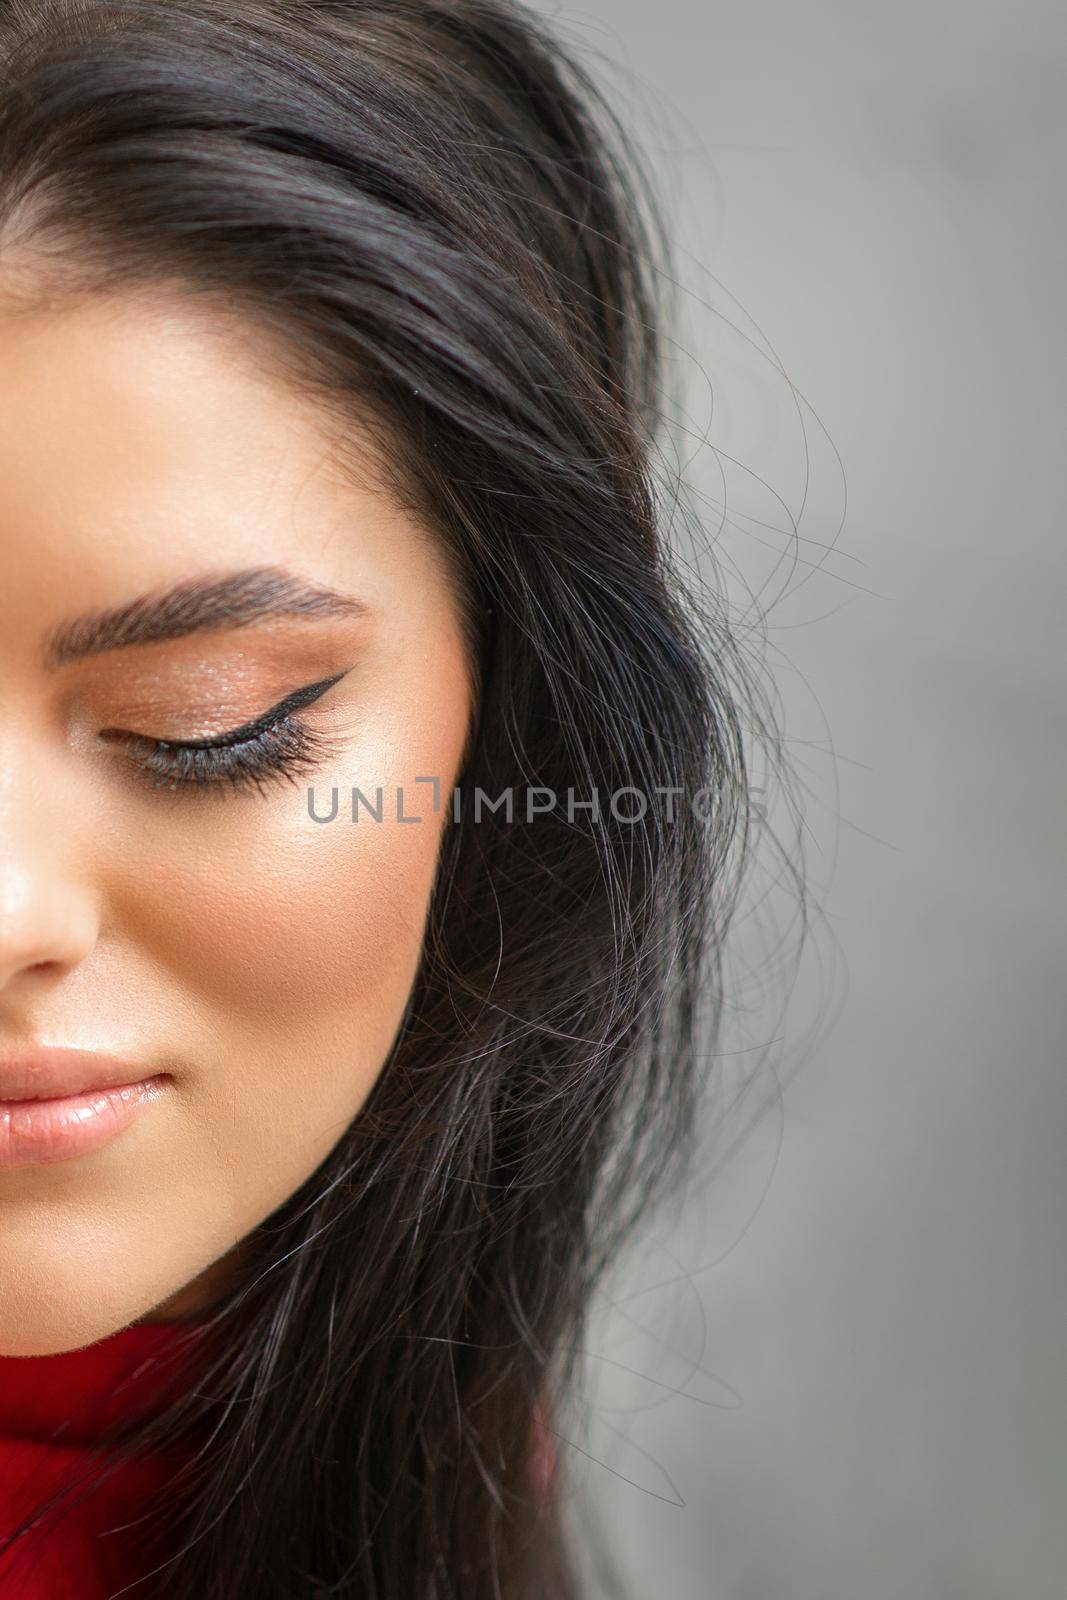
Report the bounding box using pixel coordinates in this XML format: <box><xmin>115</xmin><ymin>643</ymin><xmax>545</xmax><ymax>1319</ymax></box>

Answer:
<box><xmin>0</xmin><ymin>281</ymin><xmax>473</xmax><ymax>1355</ymax></box>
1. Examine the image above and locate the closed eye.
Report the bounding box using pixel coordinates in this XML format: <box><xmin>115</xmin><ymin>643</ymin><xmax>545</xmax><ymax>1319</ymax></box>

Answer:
<box><xmin>99</xmin><ymin>669</ymin><xmax>351</xmax><ymax>796</ymax></box>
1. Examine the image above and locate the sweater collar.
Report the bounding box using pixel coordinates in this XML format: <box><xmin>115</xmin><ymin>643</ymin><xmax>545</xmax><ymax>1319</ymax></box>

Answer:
<box><xmin>0</xmin><ymin>1318</ymin><xmax>201</xmax><ymax>1446</ymax></box>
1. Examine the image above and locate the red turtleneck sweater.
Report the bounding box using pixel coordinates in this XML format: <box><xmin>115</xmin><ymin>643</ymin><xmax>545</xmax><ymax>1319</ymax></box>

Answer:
<box><xmin>0</xmin><ymin>1318</ymin><xmax>191</xmax><ymax>1599</ymax></box>
<box><xmin>0</xmin><ymin>1319</ymin><xmax>559</xmax><ymax>1598</ymax></box>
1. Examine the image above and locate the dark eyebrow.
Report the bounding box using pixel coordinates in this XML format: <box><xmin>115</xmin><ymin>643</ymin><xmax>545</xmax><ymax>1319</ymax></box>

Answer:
<box><xmin>43</xmin><ymin>565</ymin><xmax>368</xmax><ymax>669</ymax></box>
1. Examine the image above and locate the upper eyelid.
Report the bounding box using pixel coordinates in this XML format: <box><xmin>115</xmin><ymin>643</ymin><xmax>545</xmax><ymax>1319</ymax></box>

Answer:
<box><xmin>99</xmin><ymin>669</ymin><xmax>352</xmax><ymax>750</ymax></box>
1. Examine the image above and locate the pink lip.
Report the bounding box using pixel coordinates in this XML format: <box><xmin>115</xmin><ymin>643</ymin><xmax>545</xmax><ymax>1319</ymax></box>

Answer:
<box><xmin>0</xmin><ymin>1047</ymin><xmax>170</xmax><ymax>1168</ymax></box>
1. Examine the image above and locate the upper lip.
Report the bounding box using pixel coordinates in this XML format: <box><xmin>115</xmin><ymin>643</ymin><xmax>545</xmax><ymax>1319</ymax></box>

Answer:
<box><xmin>0</xmin><ymin>1046</ymin><xmax>157</xmax><ymax>1102</ymax></box>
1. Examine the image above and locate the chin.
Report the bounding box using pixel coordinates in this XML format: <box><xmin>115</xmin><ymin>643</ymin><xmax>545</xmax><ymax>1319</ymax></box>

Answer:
<box><xmin>0</xmin><ymin>1309</ymin><xmax>122</xmax><ymax>1358</ymax></box>
<box><xmin>0</xmin><ymin>1287</ymin><xmax>143</xmax><ymax>1356</ymax></box>
<box><xmin>0</xmin><ymin>1250</ymin><xmax>158</xmax><ymax>1357</ymax></box>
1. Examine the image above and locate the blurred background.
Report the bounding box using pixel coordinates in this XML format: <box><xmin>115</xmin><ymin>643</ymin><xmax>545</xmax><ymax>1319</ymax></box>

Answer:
<box><xmin>524</xmin><ymin>2</ymin><xmax>1067</xmax><ymax>1596</ymax></box>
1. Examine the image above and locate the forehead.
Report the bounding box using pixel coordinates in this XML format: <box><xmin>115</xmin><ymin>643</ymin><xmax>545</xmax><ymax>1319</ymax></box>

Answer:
<box><xmin>0</xmin><ymin>284</ymin><xmax>445</xmax><ymax>628</ymax></box>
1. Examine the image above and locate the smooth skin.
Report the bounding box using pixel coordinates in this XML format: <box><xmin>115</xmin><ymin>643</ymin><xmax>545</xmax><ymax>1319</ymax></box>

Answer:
<box><xmin>0</xmin><ymin>278</ymin><xmax>474</xmax><ymax>1355</ymax></box>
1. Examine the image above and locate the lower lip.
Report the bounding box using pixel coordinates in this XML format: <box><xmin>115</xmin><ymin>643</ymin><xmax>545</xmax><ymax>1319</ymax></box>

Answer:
<box><xmin>0</xmin><ymin>1077</ymin><xmax>169</xmax><ymax>1168</ymax></box>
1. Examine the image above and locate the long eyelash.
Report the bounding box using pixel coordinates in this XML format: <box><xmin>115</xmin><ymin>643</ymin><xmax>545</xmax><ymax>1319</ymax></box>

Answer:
<box><xmin>123</xmin><ymin>715</ymin><xmax>341</xmax><ymax>798</ymax></box>
<box><xmin>108</xmin><ymin>670</ymin><xmax>351</xmax><ymax>798</ymax></box>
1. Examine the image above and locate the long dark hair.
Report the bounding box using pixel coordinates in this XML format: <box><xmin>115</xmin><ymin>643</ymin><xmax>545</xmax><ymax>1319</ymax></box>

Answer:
<box><xmin>0</xmin><ymin>1</ymin><xmax>761</xmax><ymax>1594</ymax></box>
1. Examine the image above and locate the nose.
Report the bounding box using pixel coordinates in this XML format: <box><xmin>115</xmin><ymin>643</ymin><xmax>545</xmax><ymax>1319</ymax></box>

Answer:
<box><xmin>0</xmin><ymin>773</ymin><xmax>100</xmax><ymax>993</ymax></box>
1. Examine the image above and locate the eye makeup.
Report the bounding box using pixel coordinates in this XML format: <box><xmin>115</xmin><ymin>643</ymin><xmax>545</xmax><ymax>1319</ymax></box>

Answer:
<box><xmin>97</xmin><ymin>669</ymin><xmax>351</xmax><ymax>797</ymax></box>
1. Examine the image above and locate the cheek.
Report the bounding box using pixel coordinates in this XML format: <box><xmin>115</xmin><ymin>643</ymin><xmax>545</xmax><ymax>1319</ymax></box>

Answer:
<box><xmin>105</xmin><ymin>697</ymin><xmax>466</xmax><ymax>1208</ymax></box>
<box><xmin>169</xmin><ymin>798</ymin><xmax>444</xmax><ymax>1040</ymax></box>
<box><xmin>161</xmin><ymin>804</ymin><xmax>445</xmax><ymax>1200</ymax></box>
<box><xmin>120</xmin><ymin>672</ymin><xmax>467</xmax><ymax>1054</ymax></box>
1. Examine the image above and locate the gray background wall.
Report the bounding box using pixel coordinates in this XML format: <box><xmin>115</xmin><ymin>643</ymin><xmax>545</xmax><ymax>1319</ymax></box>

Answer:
<box><xmin>526</xmin><ymin>2</ymin><xmax>1067</xmax><ymax>1596</ymax></box>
